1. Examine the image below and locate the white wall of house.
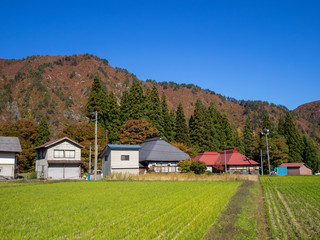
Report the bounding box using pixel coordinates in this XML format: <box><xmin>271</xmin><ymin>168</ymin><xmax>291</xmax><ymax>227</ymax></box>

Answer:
<box><xmin>0</xmin><ymin>152</ymin><xmax>16</xmax><ymax>178</ymax></box>
<box><xmin>147</xmin><ymin>162</ymin><xmax>180</xmax><ymax>173</ymax></box>
<box><xmin>102</xmin><ymin>149</ymin><xmax>139</xmax><ymax>176</ymax></box>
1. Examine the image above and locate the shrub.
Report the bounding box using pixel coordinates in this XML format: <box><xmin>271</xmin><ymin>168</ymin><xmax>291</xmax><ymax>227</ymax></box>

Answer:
<box><xmin>190</xmin><ymin>161</ymin><xmax>207</xmax><ymax>174</ymax></box>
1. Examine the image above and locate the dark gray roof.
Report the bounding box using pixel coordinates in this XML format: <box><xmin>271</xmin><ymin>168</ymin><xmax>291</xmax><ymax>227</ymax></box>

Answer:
<box><xmin>139</xmin><ymin>137</ymin><xmax>190</xmax><ymax>162</ymax></box>
<box><xmin>0</xmin><ymin>137</ymin><xmax>22</xmax><ymax>152</ymax></box>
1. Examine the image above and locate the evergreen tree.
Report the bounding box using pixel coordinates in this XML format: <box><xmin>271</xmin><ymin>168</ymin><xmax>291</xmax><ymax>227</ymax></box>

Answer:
<box><xmin>277</xmin><ymin>116</ymin><xmax>285</xmax><ymax>136</ymax></box>
<box><xmin>205</xmin><ymin>103</ymin><xmax>221</xmax><ymax>151</ymax></box>
<box><xmin>128</xmin><ymin>80</ymin><xmax>146</xmax><ymax>120</ymax></box>
<box><xmin>234</xmin><ymin>129</ymin><xmax>245</xmax><ymax>154</ymax></box>
<box><xmin>85</xmin><ymin>75</ymin><xmax>108</xmax><ymax>127</ymax></box>
<box><xmin>269</xmin><ymin>134</ymin><xmax>290</xmax><ymax>167</ymax></box>
<box><xmin>147</xmin><ymin>82</ymin><xmax>163</xmax><ymax>134</ymax></box>
<box><xmin>220</xmin><ymin>113</ymin><xmax>234</xmax><ymax>149</ymax></box>
<box><xmin>243</xmin><ymin>117</ymin><xmax>254</xmax><ymax>159</ymax></box>
<box><xmin>189</xmin><ymin>99</ymin><xmax>208</xmax><ymax>151</ymax></box>
<box><xmin>160</xmin><ymin>93</ymin><xmax>175</xmax><ymax>142</ymax></box>
<box><xmin>35</xmin><ymin>116</ymin><xmax>51</xmax><ymax>146</ymax></box>
<box><xmin>284</xmin><ymin>111</ymin><xmax>303</xmax><ymax>162</ymax></box>
<box><xmin>262</xmin><ymin>113</ymin><xmax>273</xmax><ymax>135</ymax></box>
<box><xmin>104</xmin><ymin>91</ymin><xmax>121</xmax><ymax>143</ymax></box>
<box><xmin>302</xmin><ymin>136</ymin><xmax>320</xmax><ymax>172</ymax></box>
<box><xmin>175</xmin><ymin>103</ymin><xmax>190</xmax><ymax>145</ymax></box>
<box><xmin>120</xmin><ymin>90</ymin><xmax>130</xmax><ymax>123</ymax></box>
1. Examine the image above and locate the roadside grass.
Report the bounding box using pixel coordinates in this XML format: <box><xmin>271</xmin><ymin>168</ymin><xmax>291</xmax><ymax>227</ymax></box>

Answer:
<box><xmin>106</xmin><ymin>172</ymin><xmax>259</xmax><ymax>182</ymax></box>
<box><xmin>0</xmin><ymin>181</ymin><xmax>241</xmax><ymax>239</ymax></box>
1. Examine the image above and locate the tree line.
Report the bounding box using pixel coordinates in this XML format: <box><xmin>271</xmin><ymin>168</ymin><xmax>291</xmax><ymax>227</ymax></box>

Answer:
<box><xmin>85</xmin><ymin>76</ymin><xmax>319</xmax><ymax>173</ymax></box>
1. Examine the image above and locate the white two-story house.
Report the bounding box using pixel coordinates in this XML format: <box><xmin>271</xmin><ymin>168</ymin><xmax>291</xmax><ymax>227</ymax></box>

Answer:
<box><xmin>100</xmin><ymin>144</ymin><xmax>141</xmax><ymax>176</ymax></box>
<box><xmin>35</xmin><ymin>137</ymin><xmax>84</xmax><ymax>179</ymax></box>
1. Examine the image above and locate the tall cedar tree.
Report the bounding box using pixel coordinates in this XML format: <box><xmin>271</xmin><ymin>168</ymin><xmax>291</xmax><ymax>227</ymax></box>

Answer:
<box><xmin>105</xmin><ymin>91</ymin><xmax>121</xmax><ymax>143</ymax></box>
<box><xmin>284</xmin><ymin>111</ymin><xmax>303</xmax><ymax>162</ymax></box>
<box><xmin>189</xmin><ymin>99</ymin><xmax>208</xmax><ymax>151</ymax></box>
<box><xmin>120</xmin><ymin>90</ymin><xmax>130</xmax><ymax>123</ymax></box>
<box><xmin>148</xmin><ymin>82</ymin><xmax>163</xmax><ymax>135</ymax></box>
<box><xmin>243</xmin><ymin>117</ymin><xmax>254</xmax><ymax>159</ymax></box>
<box><xmin>85</xmin><ymin>75</ymin><xmax>108</xmax><ymax>127</ymax></box>
<box><xmin>175</xmin><ymin>103</ymin><xmax>190</xmax><ymax>145</ymax></box>
<box><xmin>161</xmin><ymin>93</ymin><xmax>175</xmax><ymax>142</ymax></box>
<box><xmin>277</xmin><ymin>116</ymin><xmax>285</xmax><ymax>136</ymax></box>
<box><xmin>302</xmin><ymin>136</ymin><xmax>319</xmax><ymax>172</ymax></box>
<box><xmin>262</xmin><ymin>113</ymin><xmax>273</xmax><ymax>135</ymax></box>
<box><xmin>35</xmin><ymin>116</ymin><xmax>51</xmax><ymax>146</ymax></box>
<box><xmin>234</xmin><ymin>130</ymin><xmax>245</xmax><ymax>154</ymax></box>
<box><xmin>128</xmin><ymin>80</ymin><xmax>146</xmax><ymax>120</ymax></box>
<box><xmin>220</xmin><ymin>113</ymin><xmax>235</xmax><ymax>149</ymax></box>
<box><xmin>206</xmin><ymin>104</ymin><xmax>223</xmax><ymax>150</ymax></box>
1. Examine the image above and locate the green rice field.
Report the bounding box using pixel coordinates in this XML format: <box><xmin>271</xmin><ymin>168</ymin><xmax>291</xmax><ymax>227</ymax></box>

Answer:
<box><xmin>0</xmin><ymin>181</ymin><xmax>241</xmax><ymax>239</ymax></box>
<box><xmin>261</xmin><ymin>176</ymin><xmax>320</xmax><ymax>240</ymax></box>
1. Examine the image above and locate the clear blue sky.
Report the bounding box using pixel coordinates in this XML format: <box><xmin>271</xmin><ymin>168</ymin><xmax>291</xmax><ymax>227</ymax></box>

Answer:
<box><xmin>1</xmin><ymin>0</ymin><xmax>319</xmax><ymax>110</ymax></box>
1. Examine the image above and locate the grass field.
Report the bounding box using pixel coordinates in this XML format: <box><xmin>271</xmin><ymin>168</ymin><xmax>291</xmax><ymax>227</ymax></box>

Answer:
<box><xmin>0</xmin><ymin>181</ymin><xmax>241</xmax><ymax>239</ymax></box>
<box><xmin>261</xmin><ymin>176</ymin><xmax>320</xmax><ymax>240</ymax></box>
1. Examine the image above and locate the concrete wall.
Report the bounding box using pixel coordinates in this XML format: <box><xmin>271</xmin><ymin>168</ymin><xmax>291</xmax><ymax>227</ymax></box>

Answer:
<box><xmin>0</xmin><ymin>152</ymin><xmax>16</xmax><ymax>178</ymax></box>
<box><xmin>36</xmin><ymin>159</ymin><xmax>48</xmax><ymax>178</ymax></box>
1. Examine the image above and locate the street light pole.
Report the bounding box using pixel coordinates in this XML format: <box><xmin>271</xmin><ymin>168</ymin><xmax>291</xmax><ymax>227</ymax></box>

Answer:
<box><xmin>261</xmin><ymin>128</ymin><xmax>271</xmax><ymax>175</ymax></box>
<box><xmin>94</xmin><ymin>111</ymin><xmax>98</xmax><ymax>181</ymax></box>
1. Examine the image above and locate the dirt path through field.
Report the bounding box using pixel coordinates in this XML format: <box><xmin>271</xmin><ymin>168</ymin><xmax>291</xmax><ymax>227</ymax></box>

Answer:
<box><xmin>203</xmin><ymin>180</ymin><xmax>270</xmax><ymax>240</ymax></box>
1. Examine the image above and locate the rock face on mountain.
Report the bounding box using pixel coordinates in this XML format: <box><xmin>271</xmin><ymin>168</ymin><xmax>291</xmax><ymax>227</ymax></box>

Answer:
<box><xmin>0</xmin><ymin>54</ymin><xmax>319</xmax><ymax>140</ymax></box>
<box><xmin>294</xmin><ymin>101</ymin><xmax>320</xmax><ymax>123</ymax></box>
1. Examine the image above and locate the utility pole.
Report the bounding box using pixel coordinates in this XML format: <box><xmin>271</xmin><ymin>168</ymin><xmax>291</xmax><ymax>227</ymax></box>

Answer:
<box><xmin>261</xmin><ymin>128</ymin><xmax>271</xmax><ymax>175</ymax></box>
<box><xmin>89</xmin><ymin>142</ymin><xmax>92</xmax><ymax>174</ymax></box>
<box><xmin>260</xmin><ymin>149</ymin><xmax>263</xmax><ymax>176</ymax></box>
<box><xmin>94</xmin><ymin>111</ymin><xmax>98</xmax><ymax>181</ymax></box>
<box><xmin>224</xmin><ymin>142</ymin><xmax>227</xmax><ymax>173</ymax></box>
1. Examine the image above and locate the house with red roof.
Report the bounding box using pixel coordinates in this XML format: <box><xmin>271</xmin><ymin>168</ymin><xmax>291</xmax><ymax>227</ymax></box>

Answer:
<box><xmin>279</xmin><ymin>163</ymin><xmax>312</xmax><ymax>176</ymax></box>
<box><xmin>35</xmin><ymin>137</ymin><xmax>84</xmax><ymax>179</ymax></box>
<box><xmin>194</xmin><ymin>148</ymin><xmax>259</xmax><ymax>174</ymax></box>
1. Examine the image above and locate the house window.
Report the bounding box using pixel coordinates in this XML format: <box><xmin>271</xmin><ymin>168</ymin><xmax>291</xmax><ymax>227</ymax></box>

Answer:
<box><xmin>42</xmin><ymin>151</ymin><xmax>46</xmax><ymax>159</ymax></box>
<box><xmin>121</xmin><ymin>155</ymin><xmax>130</xmax><ymax>161</ymax></box>
<box><xmin>65</xmin><ymin>150</ymin><xmax>75</xmax><ymax>158</ymax></box>
<box><xmin>54</xmin><ymin>150</ymin><xmax>64</xmax><ymax>158</ymax></box>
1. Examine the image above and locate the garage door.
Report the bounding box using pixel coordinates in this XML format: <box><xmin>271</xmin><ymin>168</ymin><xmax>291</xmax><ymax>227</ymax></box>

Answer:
<box><xmin>65</xmin><ymin>164</ymin><xmax>80</xmax><ymax>179</ymax></box>
<box><xmin>48</xmin><ymin>164</ymin><xmax>64</xmax><ymax>179</ymax></box>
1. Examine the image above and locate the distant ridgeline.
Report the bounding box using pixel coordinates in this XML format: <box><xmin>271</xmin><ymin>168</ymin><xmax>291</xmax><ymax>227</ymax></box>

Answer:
<box><xmin>0</xmin><ymin>54</ymin><xmax>319</xmax><ymax>173</ymax></box>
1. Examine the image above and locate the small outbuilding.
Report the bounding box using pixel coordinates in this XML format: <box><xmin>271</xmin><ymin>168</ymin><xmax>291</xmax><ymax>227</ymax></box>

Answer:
<box><xmin>0</xmin><ymin>136</ymin><xmax>22</xmax><ymax>179</ymax></box>
<box><xmin>35</xmin><ymin>137</ymin><xmax>84</xmax><ymax>179</ymax></box>
<box><xmin>139</xmin><ymin>137</ymin><xmax>190</xmax><ymax>173</ymax></box>
<box><xmin>279</xmin><ymin>163</ymin><xmax>312</xmax><ymax>176</ymax></box>
<box><xmin>100</xmin><ymin>144</ymin><xmax>141</xmax><ymax>176</ymax></box>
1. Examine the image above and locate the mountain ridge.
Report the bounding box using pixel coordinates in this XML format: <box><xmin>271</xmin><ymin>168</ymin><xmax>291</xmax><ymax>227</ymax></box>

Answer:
<box><xmin>0</xmin><ymin>54</ymin><xmax>319</xmax><ymax>144</ymax></box>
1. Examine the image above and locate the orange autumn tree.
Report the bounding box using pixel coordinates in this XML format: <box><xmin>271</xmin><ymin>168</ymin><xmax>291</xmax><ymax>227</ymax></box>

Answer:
<box><xmin>119</xmin><ymin>119</ymin><xmax>158</xmax><ymax>145</ymax></box>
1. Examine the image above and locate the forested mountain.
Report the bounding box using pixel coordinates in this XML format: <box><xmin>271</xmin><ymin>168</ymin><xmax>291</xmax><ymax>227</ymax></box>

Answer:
<box><xmin>0</xmin><ymin>54</ymin><xmax>319</xmax><ymax>172</ymax></box>
<box><xmin>294</xmin><ymin>100</ymin><xmax>320</xmax><ymax>124</ymax></box>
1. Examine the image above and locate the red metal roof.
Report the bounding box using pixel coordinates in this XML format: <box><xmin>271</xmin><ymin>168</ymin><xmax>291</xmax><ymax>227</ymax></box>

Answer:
<box><xmin>35</xmin><ymin>137</ymin><xmax>84</xmax><ymax>149</ymax></box>
<box><xmin>279</xmin><ymin>163</ymin><xmax>304</xmax><ymax>168</ymax></box>
<box><xmin>195</xmin><ymin>148</ymin><xmax>259</xmax><ymax>169</ymax></box>
<box><xmin>193</xmin><ymin>152</ymin><xmax>220</xmax><ymax>166</ymax></box>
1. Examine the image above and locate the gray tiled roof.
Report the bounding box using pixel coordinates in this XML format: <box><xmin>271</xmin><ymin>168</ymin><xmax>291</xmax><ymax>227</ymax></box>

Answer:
<box><xmin>139</xmin><ymin>137</ymin><xmax>190</xmax><ymax>162</ymax></box>
<box><xmin>0</xmin><ymin>137</ymin><xmax>22</xmax><ymax>152</ymax></box>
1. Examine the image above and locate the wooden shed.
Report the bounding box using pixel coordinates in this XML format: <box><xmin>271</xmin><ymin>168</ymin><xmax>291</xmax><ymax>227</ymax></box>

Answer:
<box><xmin>279</xmin><ymin>163</ymin><xmax>312</xmax><ymax>176</ymax></box>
